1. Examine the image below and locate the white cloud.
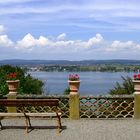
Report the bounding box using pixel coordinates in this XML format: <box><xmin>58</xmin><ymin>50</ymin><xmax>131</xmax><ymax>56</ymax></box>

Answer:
<box><xmin>14</xmin><ymin>33</ymin><xmax>104</xmax><ymax>53</ymax></box>
<box><xmin>13</xmin><ymin>33</ymin><xmax>140</xmax><ymax>54</ymax></box>
<box><xmin>57</xmin><ymin>33</ymin><xmax>66</xmax><ymax>40</ymax></box>
<box><xmin>16</xmin><ymin>33</ymin><xmax>36</xmax><ymax>49</ymax></box>
<box><xmin>0</xmin><ymin>35</ymin><xmax>14</xmax><ymax>47</ymax></box>
<box><xmin>37</xmin><ymin>36</ymin><xmax>49</xmax><ymax>46</ymax></box>
<box><xmin>136</xmin><ymin>44</ymin><xmax>140</xmax><ymax>49</ymax></box>
<box><xmin>105</xmin><ymin>40</ymin><xmax>135</xmax><ymax>52</ymax></box>
<box><xmin>16</xmin><ymin>34</ymin><xmax>52</xmax><ymax>51</ymax></box>
<box><xmin>1</xmin><ymin>31</ymin><xmax>140</xmax><ymax>59</ymax></box>
<box><xmin>87</xmin><ymin>33</ymin><xmax>103</xmax><ymax>48</ymax></box>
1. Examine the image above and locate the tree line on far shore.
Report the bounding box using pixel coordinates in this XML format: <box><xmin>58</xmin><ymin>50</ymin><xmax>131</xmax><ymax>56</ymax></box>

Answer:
<box><xmin>31</xmin><ymin>64</ymin><xmax>140</xmax><ymax>72</ymax></box>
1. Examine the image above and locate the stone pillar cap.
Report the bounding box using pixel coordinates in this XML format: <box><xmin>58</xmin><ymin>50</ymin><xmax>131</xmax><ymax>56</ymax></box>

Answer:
<box><xmin>134</xmin><ymin>92</ymin><xmax>140</xmax><ymax>95</ymax></box>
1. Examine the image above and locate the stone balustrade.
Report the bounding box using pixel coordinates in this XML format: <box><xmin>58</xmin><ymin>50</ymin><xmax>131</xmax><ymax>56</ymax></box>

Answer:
<box><xmin>0</xmin><ymin>94</ymin><xmax>135</xmax><ymax>119</ymax></box>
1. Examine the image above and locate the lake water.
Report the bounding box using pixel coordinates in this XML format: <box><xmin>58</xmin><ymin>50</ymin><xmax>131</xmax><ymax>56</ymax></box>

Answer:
<box><xmin>28</xmin><ymin>71</ymin><xmax>133</xmax><ymax>96</ymax></box>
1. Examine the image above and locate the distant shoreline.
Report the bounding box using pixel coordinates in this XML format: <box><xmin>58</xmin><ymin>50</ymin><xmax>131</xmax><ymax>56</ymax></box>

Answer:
<box><xmin>0</xmin><ymin>59</ymin><xmax>140</xmax><ymax>66</ymax></box>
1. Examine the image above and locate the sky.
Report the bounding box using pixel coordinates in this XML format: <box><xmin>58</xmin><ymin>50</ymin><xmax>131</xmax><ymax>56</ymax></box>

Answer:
<box><xmin>0</xmin><ymin>0</ymin><xmax>140</xmax><ymax>60</ymax></box>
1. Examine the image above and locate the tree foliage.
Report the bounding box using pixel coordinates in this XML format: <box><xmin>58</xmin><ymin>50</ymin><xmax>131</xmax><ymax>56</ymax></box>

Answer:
<box><xmin>0</xmin><ymin>65</ymin><xmax>43</xmax><ymax>95</ymax></box>
<box><xmin>64</xmin><ymin>87</ymin><xmax>70</xmax><ymax>95</ymax></box>
<box><xmin>109</xmin><ymin>76</ymin><xmax>134</xmax><ymax>95</ymax></box>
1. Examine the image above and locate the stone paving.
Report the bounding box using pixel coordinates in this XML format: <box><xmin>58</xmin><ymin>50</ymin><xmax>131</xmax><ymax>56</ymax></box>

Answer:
<box><xmin>0</xmin><ymin>118</ymin><xmax>140</xmax><ymax>140</ymax></box>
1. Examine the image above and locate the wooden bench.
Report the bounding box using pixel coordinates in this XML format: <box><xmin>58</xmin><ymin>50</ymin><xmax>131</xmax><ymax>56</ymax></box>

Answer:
<box><xmin>0</xmin><ymin>99</ymin><xmax>62</xmax><ymax>133</ymax></box>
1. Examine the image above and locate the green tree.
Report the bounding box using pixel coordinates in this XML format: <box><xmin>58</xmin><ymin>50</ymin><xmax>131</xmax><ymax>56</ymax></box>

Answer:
<box><xmin>64</xmin><ymin>87</ymin><xmax>70</xmax><ymax>95</ymax></box>
<box><xmin>109</xmin><ymin>76</ymin><xmax>134</xmax><ymax>95</ymax></box>
<box><xmin>21</xmin><ymin>74</ymin><xmax>43</xmax><ymax>94</ymax></box>
<box><xmin>0</xmin><ymin>65</ymin><xmax>43</xmax><ymax>95</ymax></box>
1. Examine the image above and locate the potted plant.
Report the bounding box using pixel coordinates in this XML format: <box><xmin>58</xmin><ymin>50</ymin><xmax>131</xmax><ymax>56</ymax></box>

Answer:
<box><xmin>68</xmin><ymin>74</ymin><xmax>80</xmax><ymax>93</ymax></box>
<box><xmin>6</xmin><ymin>72</ymin><xmax>20</xmax><ymax>93</ymax></box>
<box><xmin>133</xmin><ymin>74</ymin><xmax>140</xmax><ymax>92</ymax></box>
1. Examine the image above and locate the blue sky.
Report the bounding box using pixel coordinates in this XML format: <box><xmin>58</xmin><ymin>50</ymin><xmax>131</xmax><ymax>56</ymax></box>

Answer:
<box><xmin>0</xmin><ymin>0</ymin><xmax>140</xmax><ymax>60</ymax></box>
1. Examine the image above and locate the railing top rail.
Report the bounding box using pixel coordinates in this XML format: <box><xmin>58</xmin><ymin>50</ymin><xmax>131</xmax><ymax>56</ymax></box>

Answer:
<box><xmin>1</xmin><ymin>94</ymin><xmax>134</xmax><ymax>99</ymax></box>
<box><xmin>80</xmin><ymin>95</ymin><xmax>134</xmax><ymax>99</ymax></box>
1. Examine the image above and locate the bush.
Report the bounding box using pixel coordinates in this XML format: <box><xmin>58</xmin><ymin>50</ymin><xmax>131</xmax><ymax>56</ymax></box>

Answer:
<box><xmin>64</xmin><ymin>87</ymin><xmax>70</xmax><ymax>95</ymax></box>
<box><xmin>109</xmin><ymin>76</ymin><xmax>134</xmax><ymax>95</ymax></box>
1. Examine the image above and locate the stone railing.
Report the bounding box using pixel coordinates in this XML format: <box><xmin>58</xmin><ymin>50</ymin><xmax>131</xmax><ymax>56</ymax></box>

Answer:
<box><xmin>80</xmin><ymin>96</ymin><xmax>134</xmax><ymax>118</ymax></box>
<box><xmin>0</xmin><ymin>94</ymin><xmax>134</xmax><ymax>119</ymax></box>
<box><xmin>16</xmin><ymin>95</ymin><xmax>69</xmax><ymax>118</ymax></box>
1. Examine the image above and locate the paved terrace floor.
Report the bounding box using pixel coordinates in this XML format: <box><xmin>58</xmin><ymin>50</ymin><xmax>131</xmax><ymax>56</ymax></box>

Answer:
<box><xmin>0</xmin><ymin>118</ymin><xmax>140</xmax><ymax>140</ymax></box>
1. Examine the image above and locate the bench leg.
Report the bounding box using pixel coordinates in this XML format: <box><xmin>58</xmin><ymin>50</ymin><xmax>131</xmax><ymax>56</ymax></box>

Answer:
<box><xmin>0</xmin><ymin>120</ymin><xmax>3</xmax><ymax>130</ymax></box>
<box><xmin>57</xmin><ymin>115</ymin><xmax>62</xmax><ymax>133</ymax></box>
<box><xmin>25</xmin><ymin>116</ymin><xmax>33</xmax><ymax>133</ymax></box>
<box><xmin>25</xmin><ymin>117</ymin><xmax>29</xmax><ymax>133</ymax></box>
<box><xmin>27</xmin><ymin>116</ymin><xmax>33</xmax><ymax>130</ymax></box>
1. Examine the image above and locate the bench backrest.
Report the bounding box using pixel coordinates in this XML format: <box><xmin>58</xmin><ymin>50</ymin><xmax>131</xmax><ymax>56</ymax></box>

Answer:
<box><xmin>0</xmin><ymin>99</ymin><xmax>59</xmax><ymax>107</ymax></box>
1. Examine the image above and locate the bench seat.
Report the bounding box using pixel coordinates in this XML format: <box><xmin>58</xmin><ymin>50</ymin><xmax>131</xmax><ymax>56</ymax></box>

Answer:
<box><xmin>0</xmin><ymin>112</ymin><xmax>62</xmax><ymax>117</ymax></box>
<box><xmin>0</xmin><ymin>99</ymin><xmax>62</xmax><ymax>133</ymax></box>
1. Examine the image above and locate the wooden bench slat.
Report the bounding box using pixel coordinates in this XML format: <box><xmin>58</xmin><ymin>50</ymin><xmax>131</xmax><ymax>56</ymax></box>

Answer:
<box><xmin>0</xmin><ymin>99</ymin><xmax>59</xmax><ymax>107</ymax></box>
<box><xmin>0</xmin><ymin>112</ymin><xmax>62</xmax><ymax>117</ymax></box>
<box><xmin>0</xmin><ymin>113</ymin><xmax>25</xmax><ymax>117</ymax></box>
<box><xmin>26</xmin><ymin>112</ymin><xmax>62</xmax><ymax>117</ymax></box>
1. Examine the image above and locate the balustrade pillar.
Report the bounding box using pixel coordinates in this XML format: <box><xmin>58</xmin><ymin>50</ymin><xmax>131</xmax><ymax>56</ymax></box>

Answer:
<box><xmin>133</xmin><ymin>80</ymin><xmax>140</xmax><ymax>118</ymax></box>
<box><xmin>134</xmin><ymin>92</ymin><xmax>140</xmax><ymax>118</ymax></box>
<box><xmin>7</xmin><ymin>80</ymin><xmax>19</xmax><ymax>113</ymax></box>
<box><xmin>7</xmin><ymin>93</ymin><xmax>17</xmax><ymax>113</ymax></box>
<box><xmin>69</xmin><ymin>93</ymin><xmax>80</xmax><ymax>119</ymax></box>
<box><xmin>69</xmin><ymin>81</ymin><xmax>80</xmax><ymax>120</ymax></box>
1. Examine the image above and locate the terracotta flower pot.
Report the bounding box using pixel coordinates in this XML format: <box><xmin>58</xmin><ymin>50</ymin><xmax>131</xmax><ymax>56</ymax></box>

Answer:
<box><xmin>133</xmin><ymin>80</ymin><xmax>140</xmax><ymax>92</ymax></box>
<box><xmin>68</xmin><ymin>80</ymin><xmax>80</xmax><ymax>92</ymax></box>
<box><xmin>6</xmin><ymin>80</ymin><xmax>20</xmax><ymax>93</ymax></box>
